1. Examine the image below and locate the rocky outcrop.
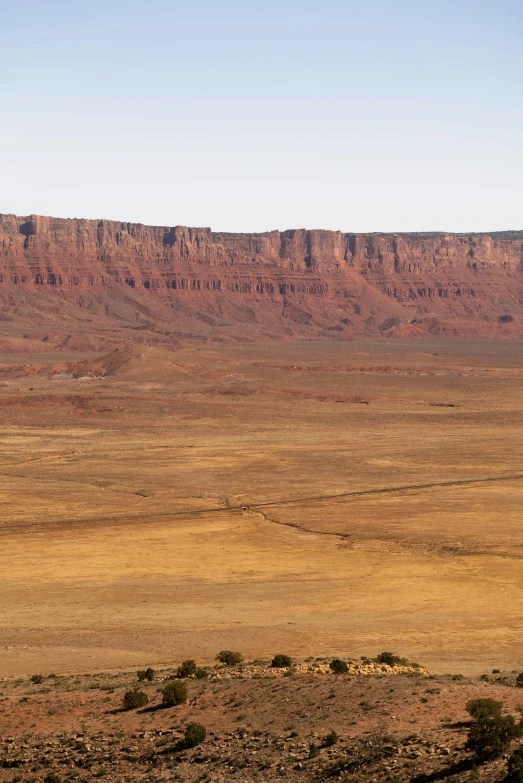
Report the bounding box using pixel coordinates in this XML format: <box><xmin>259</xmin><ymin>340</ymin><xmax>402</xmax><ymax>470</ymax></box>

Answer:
<box><xmin>0</xmin><ymin>213</ymin><xmax>522</xmax><ymax>346</ymax></box>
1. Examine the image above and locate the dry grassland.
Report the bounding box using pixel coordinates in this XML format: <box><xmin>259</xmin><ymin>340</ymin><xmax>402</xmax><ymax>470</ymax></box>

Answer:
<box><xmin>0</xmin><ymin>339</ymin><xmax>522</xmax><ymax>676</ymax></box>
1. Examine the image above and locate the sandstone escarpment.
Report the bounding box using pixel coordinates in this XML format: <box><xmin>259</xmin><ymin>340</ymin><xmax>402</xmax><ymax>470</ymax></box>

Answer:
<box><xmin>0</xmin><ymin>213</ymin><xmax>522</xmax><ymax>348</ymax></box>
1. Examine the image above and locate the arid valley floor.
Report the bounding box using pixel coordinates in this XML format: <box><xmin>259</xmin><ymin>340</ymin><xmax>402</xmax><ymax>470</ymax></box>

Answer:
<box><xmin>1</xmin><ymin>338</ymin><xmax>522</xmax><ymax>677</ymax></box>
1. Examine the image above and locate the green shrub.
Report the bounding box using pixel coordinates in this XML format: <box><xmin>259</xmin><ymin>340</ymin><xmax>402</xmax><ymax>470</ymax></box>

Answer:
<box><xmin>177</xmin><ymin>659</ymin><xmax>197</xmax><ymax>678</ymax></box>
<box><xmin>308</xmin><ymin>742</ymin><xmax>320</xmax><ymax>758</ymax></box>
<box><xmin>271</xmin><ymin>654</ymin><xmax>292</xmax><ymax>668</ymax></box>
<box><xmin>184</xmin><ymin>722</ymin><xmax>206</xmax><ymax>748</ymax></box>
<box><xmin>44</xmin><ymin>775</ymin><xmax>62</xmax><ymax>783</ymax></box>
<box><xmin>479</xmin><ymin>674</ymin><xmax>490</xmax><ymax>682</ymax></box>
<box><xmin>466</xmin><ymin>698</ymin><xmax>519</xmax><ymax>759</ymax></box>
<box><xmin>516</xmin><ymin>673</ymin><xmax>523</xmax><ymax>688</ymax></box>
<box><xmin>508</xmin><ymin>746</ymin><xmax>523</xmax><ymax>781</ymax></box>
<box><xmin>123</xmin><ymin>688</ymin><xmax>149</xmax><ymax>710</ymax></box>
<box><xmin>195</xmin><ymin>668</ymin><xmax>209</xmax><ymax>679</ymax></box>
<box><xmin>137</xmin><ymin>667</ymin><xmax>155</xmax><ymax>682</ymax></box>
<box><xmin>329</xmin><ymin>658</ymin><xmax>349</xmax><ymax>674</ymax></box>
<box><xmin>162</xmin><ymin>680</ymin><xmax>188</xmax><ymax>706</ymax></box>
<box><xmin>376</xmin><ymin>652</ymin><xmax>408</xmax><ymax>667</ymax></box>
<box><xmin>216</xmin><ymin>650</ymin><xmax>244</xmax><ymax>666</ymax></box>
<box><xmin>31</xmin><ymin>674</ymin><xmax>45</xmax><ymax>684</ymax></box>
<box><xmin>467</xmin><ymin>698</ymin><xmax>503</xmax><ymax>720</ymax></box>
<box><xmin>324</xmin><ymin>730</ymin><xmax>338</xmax><ymax>747</ymax></box>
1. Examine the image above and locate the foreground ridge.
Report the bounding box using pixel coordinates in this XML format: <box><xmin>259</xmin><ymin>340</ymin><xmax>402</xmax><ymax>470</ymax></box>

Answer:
<box><xmin>3</xmin><ymin>658</ymin><xmax>523</xmax><ymax>783</ymax></box>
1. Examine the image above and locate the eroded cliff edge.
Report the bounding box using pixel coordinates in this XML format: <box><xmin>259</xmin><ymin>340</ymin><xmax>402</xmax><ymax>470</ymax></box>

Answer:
<box><xmin>0</xmin><ymin>214</ymin><xmax>522</xmax><ymax>349</ymax></box>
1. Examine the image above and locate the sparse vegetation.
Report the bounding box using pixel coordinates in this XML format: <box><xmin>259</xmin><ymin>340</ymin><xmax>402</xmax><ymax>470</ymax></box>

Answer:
<box><xmin>271</xmin><ymin>654</ymin><xmax>292</xmax><ymax>668</ymax></box>
<box><xmin>329</xmin><ymin>658</ymin><xmax>349</xmax><ymax>674</ymax></box>
<box><xmin>466</xmin><ymin>698</ymin><xmax>520</xmax><ymax>759</ymax></box>
<box><xmin>30</xmin><ymin>674</ymin><xmax>45</xmax><ymax>684</ymax></box>
<box><xmin>136</xmin><ymin>667</ymin><xmax>155</xmax><ymax>682</ymax></box>
<box><xmin>508</xmin><ymin>746</ymin><xmax>523</xmax><ymax>781</ymax></box>
<box><xmin>177</xmin><ymin>659</ymin><xmax>197</xmax><ymax>678</ymax></box>
<box><xmin>376</xmin><ymin>652</ymin><xmax>408</xmax><ymax>667</ymax></box>
<box><xmin>324</xmin><ymin>729</ymin><xmax>338</xmax><ymax>746</ymax></box>
<box><xmin>162</xmin><ymin>680</ymin><xmax>188</xmax><ymax>706</ymax></box>
<box><xmin>122</xmin><ymin>688</ymin><xmax>149</xmax><ymax>710</ymax></box>
<box><xmin>216</xmin><ymin>650</ymin><xmax>244</xmax><ymax>666</ymax></box>
<box><xmin>184</xmin><ymin>722</ymin><xmax>207</xmax><ymax>748</ymax></box>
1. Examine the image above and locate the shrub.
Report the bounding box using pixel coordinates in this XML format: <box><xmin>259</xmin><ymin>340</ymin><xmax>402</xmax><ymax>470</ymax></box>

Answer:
<box><xmin>508</xmin><ymin>747</ymin><xmax>523</xmax><ymax>781</ymax></box>
<box><xmin>137</xmin><ymin>667</ymin><xmax>155</xmax><ymax>682</ymax></box>
<box><xmin>466</xmin><ymin>698</ymin><xmax>519</xmax><ymax>759</ymax></box>
<box><xmin>31</xmin><ymin>674</ymin><xmax>45</xmax><ymax>684</ymax></box>
<box><xmin>467</xmin><ymin>698</ymin><xmax>503</xmax><ymax>721</ymax></box>
<box><xmin>162</xmin><ymin>680</ymin><xmax>188</xmax><ymax>706</ymax></box>
<box><xmin>309</xmin><ymin>742</ymin><xmax>320</xmax><ymax>758</ymax></box>
<box><xmin>330</xmin><ymin>658</ymin><xmax>349</xmax><ymax>674</ymax></box>
<box><xmin>123</xmin><ymin>688</ymin><xmax>149</xmax><ymax>710</ymax></box>
<box><xmin>177</xmin><ymin>659</ymin><xmax>197</xmax><ymax>678</ymax></box>
<box><xmin>376</xmin><ymin>652</ymin><xmax>408</xmax><ymax>667</ymax></box>
<box><xmin>184</xmin><ymin>722</ymin><xmax>206</xmax><ymax>748</ymax></box>
<box><xmin>271</xmin><ymin>654</ymin><xmax>292</xmax><ymax>668</ymax></box>
<box><xmin>195</xmin><ymin>668</ymin><xmax>209</xmax><ymax>679</ymax></box>
<box><xmin>44</xmin><ymin>776</ymin><xmax>62</xmax><ymax>783</ymax></box>
<box><xmin>516</xmin><ymin>673</ymin><xmax>523</xmax><ymax>688</ymax></box>
<box><xmin>216</xmin><ymin>650</ymin><xmax>244</xmax><ymax>666</ymax></box>
<box><xmin>324</xmin><ymin>729</ymin><xmax>338</xmax><ymax>747</ymax></box>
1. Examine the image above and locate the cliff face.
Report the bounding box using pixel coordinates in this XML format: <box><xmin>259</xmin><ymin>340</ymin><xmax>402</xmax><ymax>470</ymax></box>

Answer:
<box><xmin>0</xmin><ymin>213</ymin><xmax>522</xmax><ymax>348</ymax></box>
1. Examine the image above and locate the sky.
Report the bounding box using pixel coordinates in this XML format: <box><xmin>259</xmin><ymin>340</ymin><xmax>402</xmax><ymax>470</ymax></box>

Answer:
<box><xmin>1</xmin><ymin>0</ymin><xmax>523</xmax><ymax>232</ymax></box>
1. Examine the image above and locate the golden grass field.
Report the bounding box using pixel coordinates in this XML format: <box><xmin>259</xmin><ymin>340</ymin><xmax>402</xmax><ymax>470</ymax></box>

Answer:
<box><xmin>1</xmin><ymin>339</ymin><xmax>522</xmax><ymax>676</ymax></box>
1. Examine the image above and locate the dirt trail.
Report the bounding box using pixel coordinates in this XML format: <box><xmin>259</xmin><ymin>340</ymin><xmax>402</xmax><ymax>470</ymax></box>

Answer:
<box><xmin>2</xmin><ymin>470</ymin><xmax>522</xmax><ymax>534</ymax></box>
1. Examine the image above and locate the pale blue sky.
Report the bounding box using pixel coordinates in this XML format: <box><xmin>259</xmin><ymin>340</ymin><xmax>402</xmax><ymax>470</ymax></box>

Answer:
<box><xmin>2</xmin><ymin>0</ymin><xmax>523</xmax><ymax>232</ymax></box>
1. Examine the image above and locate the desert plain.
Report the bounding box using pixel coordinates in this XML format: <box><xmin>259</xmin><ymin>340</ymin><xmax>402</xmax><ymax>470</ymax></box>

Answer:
<box><xmin>1</xmin><ymin>337</ymin><xmax>522</xmax><ymax>678</ymax></box>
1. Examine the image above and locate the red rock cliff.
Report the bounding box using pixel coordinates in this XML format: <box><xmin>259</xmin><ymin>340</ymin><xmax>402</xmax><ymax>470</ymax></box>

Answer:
<box><xmin>0</xmin><ymin>214</ymin><xmax>522</xmax><ymax>347</ymax></box>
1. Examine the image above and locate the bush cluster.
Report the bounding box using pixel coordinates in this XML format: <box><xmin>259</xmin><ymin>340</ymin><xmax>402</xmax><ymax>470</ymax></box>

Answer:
<box><xmin>137</xmin><ymin>667</ymin><xmax>155</xmax><ymax>682</ymax></box>
<box><xmin>466</xmin><ymin>698</ymin><xmax>521</xmax><ymax>759</ymax></box>
<box><xmin>162</xmin><ymin>680</ymin><xmax>188</xmax><ymax>706</ymax></box>
<box><xmin>324</xmin><ymin>730</ymin><xmax>338</xmax><ymax>747</ymax></box>
<box><xmin>177</xmin><ymin>659</ymin><xmax>197</xmax><ymax>678</ymax></box>
<box><xmin>329</xmin><ymin>658</ymin><xmax>349</xmax><ymax>674</ymax></box>
<box><xmin>123</xmin><ymin>688</ymin><xmax>149</xmax><ymax>710</ymax></box>
<box><xmin>375</xmin><ymin>652</ymin><xmax>408</xmax><ymax>667</ymax></box>
<box><xmin>184</xmin><ymin>722</ymin><xmax>207</xmax><ymax>748</ymax></box>
<box><xmin>216</xmin><ymin>650</ymin><xmax>244</xmax><ymax>666</ymax></box>
<box><xmin>271</xmin><ymin>654</ymin><xmax>292</xmax><ymax>668</ymax></box>
<box><xmin>508</xmin><ymin>747</ymin><xmax>523</xmax><ymax>782</ymax></box>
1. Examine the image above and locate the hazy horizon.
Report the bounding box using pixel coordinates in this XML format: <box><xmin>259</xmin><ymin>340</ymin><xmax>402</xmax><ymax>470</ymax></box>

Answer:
<box><xmin>3</xmin><ymin>0</ymin><xmax>523</xmax><ymax>233</ymax></box>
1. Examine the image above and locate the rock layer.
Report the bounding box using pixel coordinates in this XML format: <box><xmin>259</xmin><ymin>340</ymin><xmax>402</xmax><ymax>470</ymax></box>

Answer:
<box><xmin>1</xmin><ymin>213</ymin><xmax>522</xmax><ymax>347</ymax></box>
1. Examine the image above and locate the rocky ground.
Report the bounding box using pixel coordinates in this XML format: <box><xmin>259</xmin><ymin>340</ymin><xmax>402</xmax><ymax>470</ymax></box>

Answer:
<box><xmin>2</xmin><ymin>656</ymin><xmax>523</xmax><ymax>783</ymax></box>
